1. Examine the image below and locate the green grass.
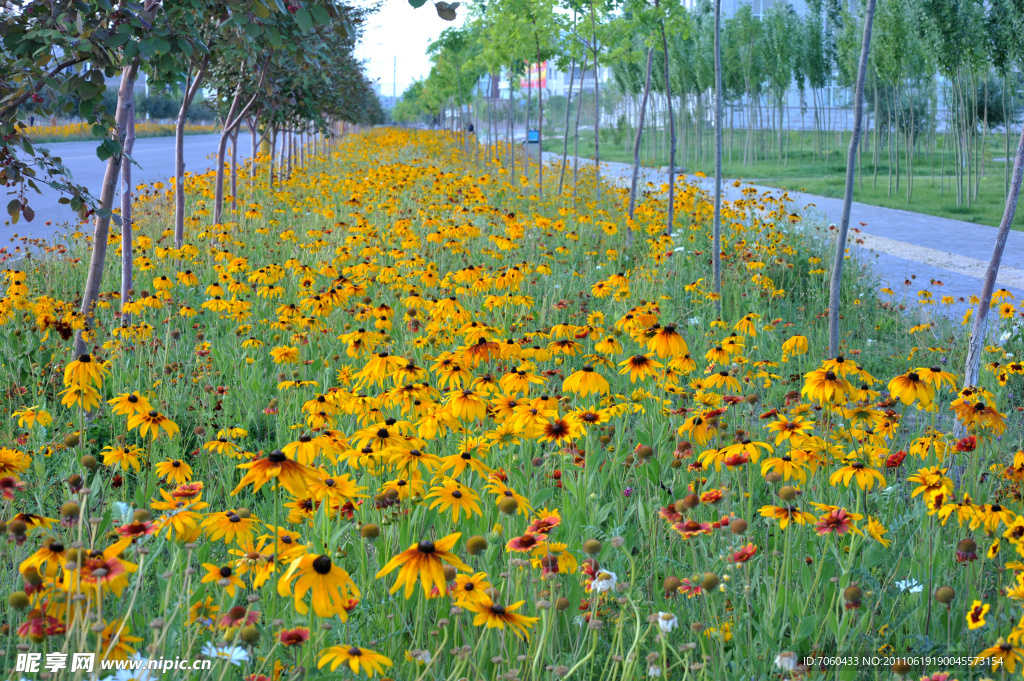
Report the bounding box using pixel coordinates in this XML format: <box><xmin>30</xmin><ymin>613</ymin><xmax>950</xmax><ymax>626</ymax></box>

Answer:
<box><xmin>543</xmin><ymin>128</ymin><xmax>1023</xmax><ymax>230</ymax></box>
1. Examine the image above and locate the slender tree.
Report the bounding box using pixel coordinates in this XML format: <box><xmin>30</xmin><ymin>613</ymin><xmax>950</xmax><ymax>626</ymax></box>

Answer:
<box><xmin>964</xmin><ymin>125</ymin><xmax>1024</xmax><ymax>386</ymax></box>
<box><xmin>828</xmin><ymin>0</ymin><xmax>877</xmax><ymax>358</ymax></box>
<box><xmin>712</xmin><ymin>0</ymin><xmax>722</xmax><ymax>312</ymax></box>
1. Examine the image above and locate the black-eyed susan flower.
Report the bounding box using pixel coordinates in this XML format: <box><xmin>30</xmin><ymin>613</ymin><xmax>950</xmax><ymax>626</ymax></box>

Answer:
<box><xmin>907</xmin><ymin>466</ymin><xmax>954</xmax><ymax>503</ymax></box>
<box><xmin>864</xmin><ymin>517</ymin><xmax>891</xmax><ymax>547</ymax></box>
<box><xmin>12</xmin><ymin>406</ymin><xmax>52</xmax><ymax>430</ymax></box>
<box><xmin>452</xmin><ymin>572</ymin><xmax>492</xmax><ymax>606</ymax></box>
<box><xmin>278</xmin><ymin>553</ymin><xmax>360</xmax><ymax>618</ymax></box>
<box><xmin>647</xmin><ymin>324</ymin><xmax>688</xmax><ymax>358</ymax></box>
<box><xmin>230</xmin><ymin>449</ymin><xmax>319</xmax><ymax>496</ymax></box>
<box><xmin>463</xmin><ymin>596</ymin><xmax>539</xmax><ymax>640</ymax></box>
<box><xmin>59</xmin><ymin>384</ymin><xmax>101</xmax><ymax>412</ymax></box>
<box><xmin>101</xmin><ymin>445</ymin><xmax>144</xmax><ymax>472</ymax></box>
<box><xmin>562</xmin><ymin>365</ymin><xmax>610</xmax><ymax>397</ymax></box>
<box><xmin>126</xmin><ymin>410</ymin><xmax>179</xmax><ymax>440</ymax></box>
<box><xmin>64</xmin><ymin>353</ymin><xmax>107</xmax><ymax>388</ymax></box>
<box><xmin>201</xmin><ymin>510</ymin><xmax>259</xmax><ymax>545</ymax></box>
<box><xmin>317</xmin><ymin>646</ymin><xmax>392</xmax><ymax>677</ymax></box>
<box><xmin>829</xmin><ymin>461</ymin><xmax>886</xmax><ymax>491</ymax></box>
<box><xmin>759</xmin><ymin>505</ymin><xmax>816</xmax><ymax>530</ymax></box>
<box><xmin>201</xmin><ymin>563</ymin><xmax>246</xmax><ymax>597</ymax></box>
<box><xmin>618</xmin><ymin>354</ymin><xmax>663</xmax><ymax>383</ymax></box>
<box><xmin>975</xmin><ymin>638</ymin><xmax>1024</xmax><ymax>672</ymax></box>
<box><xmin>446</xmin><ymin>388</ymin><xmax>488</xmax><ymax>421</ymax></box>
<box><xmin>426</xmin><ymin>479</ymin><xmax>483</xmax><ymax>521</ymax></box>
<box><xmin>802</xmin><ymin>368</ymin><xmax>853</xmax><ymax>404</ymax></box>
<box><xmin>375</xmin><ymin>532</ymin><xmax>471</xmax><ymax>599</ymax></box>
<box><xmin>107</xmin><ymin>391</ymin><xmax>152</xmax><ymax>417</ymax></box>
<box><xmin>765</xmin><ymin>414</ymin><xmax>813</xmax><ymax>445</ymax></box>
<box><xmin>154</xmin><ymin>459</ymin><xmax>192</xmax><ymax>484</ymax></box>
<box><xmin>887</xmin><ymin>371</ymin><xmax>936</xmax><ymax>406</ymax></box>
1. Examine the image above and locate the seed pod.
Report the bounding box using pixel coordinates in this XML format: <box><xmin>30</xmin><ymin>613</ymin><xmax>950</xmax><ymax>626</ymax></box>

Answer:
<box><xmin>700</xmin><ymin>573</ymin><xmax>719</xmax><ymax>592</ymax></box>
<box><xmin>466</xmin><ymin>535</ymin><xmax>488</xmax><ymax>555</ymax></box>
<box><xmin>778</xmin><ymin>486</ymin><xmax>798</xmax><ymax>501</ymax></box>
<box><xmin>360</xmin><ymin>524</ymin><xmax>380</xmax><ymax>540</ymax></box>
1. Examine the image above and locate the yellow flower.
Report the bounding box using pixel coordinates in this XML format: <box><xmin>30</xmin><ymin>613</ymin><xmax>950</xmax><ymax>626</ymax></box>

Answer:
<box><xmin>966</xmin><ymin>600</ymin><xmax>990</xmax><ymax>630</ymax></box>
<box><xmin>12</xmin><ymin>406</ymin><xmax>52</xmax><ymax>430</ymax></box>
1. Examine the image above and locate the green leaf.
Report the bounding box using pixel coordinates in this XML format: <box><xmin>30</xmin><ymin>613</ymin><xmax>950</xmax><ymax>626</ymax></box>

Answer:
<box><xmin>265</xmin><ymin>25</ymin><xmax>282</xmax><ymax>48</ymax></box>
<box><xmin>408</xmin><ymin>0</ymin><xmax>428</xmax><ymax>7</ymax></box>
<box><xmin>794</xmin><ymin>615</ymin><xmax>817</xmax><ymax>643</ymax></box>
<box><xmin>243</xmin><ymin>20</ymin><xmax>263</xmax><ymax>39</ymax></box>
<box><xmin>294</xmin><ymin>7</ymin><xmax>314</xmax><ymax>32</ymax></box>
<box><xmin>253</xmin><ymin>2</ymin><xmax>271</xmax><ymax>19</ymax></box>
<box><xmin>138</xmin><ymin>37</ymin><xmax>157</xmax><ymax>58</ymax></box>
<box><xmin>312</xmin><ymin>5</ymin><xmax>330</xmax><ymax>24</ymax></box>
<box><xmin>6</xmin><ymin>199</ymin><xmax>21</xmax><ymax>216</ymax></box>
<box><xmin>96</xmin><ymin>138</ymin><xmax>120</xmax><ymax>161</ymax></box>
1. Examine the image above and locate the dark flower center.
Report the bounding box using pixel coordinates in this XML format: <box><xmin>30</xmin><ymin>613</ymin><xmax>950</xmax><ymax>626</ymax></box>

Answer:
<box><xmin>417</xmin><ymin>540</ymin><xmax>436</xmax><ymax>554</ymax></box>
<box><xmin>490</xmin><ymin>604</ymin><xmax>506</xmax><ymax>615</ymax></box>
<box><xmin>312</xmin><ymin>555</ymin><xmax>333</xmax><ymax>574</ymax></box>
<box><xmin>269</xmin><ymin>450</ymin><xmax>287</xmax><ymax>463</ymax></box>
<box><xmin>219</xmin><ymin>566</ymin><xmax>233</xmax><ymax>577</ymax></box>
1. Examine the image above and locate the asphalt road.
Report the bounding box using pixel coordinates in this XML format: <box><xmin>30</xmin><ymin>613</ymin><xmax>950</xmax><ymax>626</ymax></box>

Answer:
<box><xmin>5</xmin><ymin>133</ymin><xmax>249</xmax><ymax>242</ymax></box>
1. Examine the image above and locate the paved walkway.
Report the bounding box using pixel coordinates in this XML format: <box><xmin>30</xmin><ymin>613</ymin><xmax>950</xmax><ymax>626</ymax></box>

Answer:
<box><xmin>560</xmin><ymin>155</ymin><xmax>1024</xmax><ymax>317</ymax></box>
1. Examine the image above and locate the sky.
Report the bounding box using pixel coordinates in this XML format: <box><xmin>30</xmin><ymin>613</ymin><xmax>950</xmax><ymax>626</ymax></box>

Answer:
<box><xmin>353</xmin><ymin>0</ymin><xmax>468</xmax><ymax>99</ymax></box>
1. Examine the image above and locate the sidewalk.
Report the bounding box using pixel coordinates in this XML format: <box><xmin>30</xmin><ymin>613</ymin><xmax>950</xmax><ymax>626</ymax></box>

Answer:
<box><xmin>560</xmin><ymin>155</ymin><xmax>1024</xmax><ymax>315</ymax></box>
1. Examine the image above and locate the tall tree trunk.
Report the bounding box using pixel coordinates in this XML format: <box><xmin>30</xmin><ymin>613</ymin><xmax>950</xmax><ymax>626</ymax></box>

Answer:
<box><xmin>75</xmin><ymin>60</ymin><xmax>140</xmax><ymax>356</ymax></box>
<box><xmin>269</xmin><ymin>127</ymin><xmax>277</xmax><ymax>188</ymax></box>
<box><xmin>1005</xmin><ymin>72</ymin><xmax>1011</xmax><ymax>199</ymax></box>
<box><xmin>712</xmin><ymin>0</ymin><xmax>723</xmax><ymax>313</ymax></box>
<box><xmin>248</xmin><ymin>117</ymin><xmax>257</xmax><ymax>185</ymax></box>
<box><xmin>173</xmin><ymin>59</ymin><xmax>208</xmax><ymax>249</ymax></box>
<box><xmin>628</xmin><ymin>48</ymin><xmax>655</xmax><ymax>229</ymax></box>
<box><xmin>964</xmin><ymin>123</ymin><xmax>1024</xmax><ymax>386</ymax></box>
<box><xmin>558</xmin><ymin>57</ymin><xmax>577</xmax><ymax>197</ymax></box>
<box><xmin>230</xmin><ymin>126</ymin><xmax>239</xmax><ymax>213</ymax></box>
<box><xmin>119</xmin><ymin>66</ymin><xmax>138</xmax><ymax>328</ymax></box>
<box><xmin>509</xmin><ymin>89</ymin><xmax>516</xmax><ymax>183</ymax></box>
<box><xmin>214</xmin><ymin>62</ymin><xmax>267</xmax><ymax>225</ymax></box>
<box><xmin>533</xmin><ymin>27</ymin><xmax>545</xmax><ymax>195</ymax></box>
<box><xmin>589</xmin><ymin>0</ymin><xmax>601</xmax><ymax>192</ymax></box>
<box><xmin>659</xmin><ymin>7</ymin><xmax>677</xmax><ymax>237</ymax></box>
<box><xmin>525</xmin><ymin>63</ymin><xmax>532</xmax><ymax>182</ymax></box>
<box><xmin>572</xmin><ymin>61</ymin><xmax>586</xmax><ymax>198</ymax></box>
<box><xmin>828</xmin><ymin>0</ymin><xmax>876</xmax><ymax>358</ymax></box>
